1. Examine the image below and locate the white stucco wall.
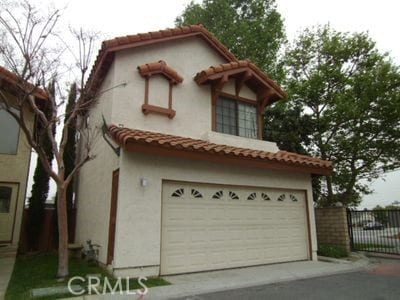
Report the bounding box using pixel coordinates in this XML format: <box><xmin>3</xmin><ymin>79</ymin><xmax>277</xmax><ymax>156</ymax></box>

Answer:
<box><xmin>113</xmin><ymin>151</ymin><xmax>317</xmax><ymax>277</ymax></box>
<box><xmin>75</xmin><ymin>62</ymin><xmax>120</xmax><ymax>264</ymax></box>
<box><xmin>109</xmin><ymin>37</ymin><xmax>279</xmax><ymax>152</ymax></box>
<box><xmin>203</xmin><ymin>131</ymin><xmax>279</xmax><ymax>152</ymax></box>
<box><xmin>76</xmin><ymin>35</ymin><xmax>318</xmax><ymax>274</ymax></box>
<box><xmin>110</xmin><ymin>37</ymin><xmax>220</xmax><ymax>138</ymax></box>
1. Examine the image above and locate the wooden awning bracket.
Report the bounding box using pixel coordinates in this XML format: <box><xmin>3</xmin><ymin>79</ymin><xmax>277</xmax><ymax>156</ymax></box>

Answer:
<box><xmin>235</xmin><ymin>70</ymin><xmax>252</xmax><ymax>96</ymax></box>
<box><xmin>211</xmin><ymin>75</ymin><xmax>228</xmax><ymax>105</ymax></box>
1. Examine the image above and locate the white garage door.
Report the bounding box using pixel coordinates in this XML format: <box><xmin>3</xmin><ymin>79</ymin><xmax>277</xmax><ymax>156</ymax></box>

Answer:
<box><xmin>160</xmin><ymin>181</ymin><xmax>310</xmax><ymax>275</ymax></box>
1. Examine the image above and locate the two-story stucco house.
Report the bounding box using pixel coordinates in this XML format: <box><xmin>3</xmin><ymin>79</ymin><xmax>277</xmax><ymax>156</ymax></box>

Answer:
<box><xmin>0</xmin><ymin>66</ymin><xmax>46</xmax><ymax>247</ymax></box>
<box><xmin>75</xmin><ymin>25</ymin><xmax>332</xmax><ymax>277</ymax></box>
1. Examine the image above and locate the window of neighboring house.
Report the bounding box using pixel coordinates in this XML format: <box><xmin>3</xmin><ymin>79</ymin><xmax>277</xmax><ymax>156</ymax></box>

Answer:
<box><xmin>216</xmin><ymin>96</ymin><xmax>258</xmax><ymax>139</ymax></box>
<box><xmin>0</xmin><ymin>108</ymin><xmax>20</xmax><ymax>154</ymax></box>
<box><xmin>0</xmin><ymin>186</ymin><xmax>12</xmax><ymax>213</ymax></box>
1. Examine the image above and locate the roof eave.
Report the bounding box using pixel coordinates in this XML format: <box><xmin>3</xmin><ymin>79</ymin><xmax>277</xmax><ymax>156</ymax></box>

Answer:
<box><xmin>119</xmin><ymin>141</ymin><xmax>332</xmax><ymax>176</ymax></box>
<box><xmin>86</xmin><ymin>25</ymin><xmax>238</xmax><ymax>96</ymax></box>
<box><xmin>0</xmin><ymin>69</ymin><xmax>48</xmax><ymax>100</ymax></box>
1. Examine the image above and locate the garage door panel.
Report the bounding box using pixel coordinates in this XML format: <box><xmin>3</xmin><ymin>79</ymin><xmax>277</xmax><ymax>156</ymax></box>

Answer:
<box><xmin>162</xmin><ymin>231</ymin><xmax>187</xmax><ymax>246</ymax></box>
<box><xmin>161</xmin><ymin>181</ymin><xmax>309</xmax><ymax>275</ymax></box>
<box><xmin>190</xmin><ymin>252</ymin><xmax>208</xmax><ymax>266</ymax></box>
<box><xmin>209</xmin><ymin>251</ymin><xmax>226</xmax><ymax>269</ymax></box>
<box><xmin>189</xmin><ymin>229</ymin><xmax>208</xmax><ymax>244</ymax></box>
<box><xmin>208</xmin><ymin>207</ymin><xmax>226</xmax><ymax>219</ymax></box>
<box><xmin>209</xmin><ymin>229</ymin><xmax>227</xmax><ymax>242</ymax></box>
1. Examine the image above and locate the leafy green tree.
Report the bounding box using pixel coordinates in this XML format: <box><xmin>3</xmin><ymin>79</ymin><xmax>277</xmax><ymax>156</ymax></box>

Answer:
<box><xmin>372</xmin><ymin>205</ymin><xmax>388</xmax><ymax>224</ymax></box>
<box><xmin>63</xmin><ymin>83</ymin><xmax>77</xmax><ymax>212</ymax></box>
<box><xmin>373</xmin><ymin>204</ymin><xmax>400</xmax><ymax>210</ymax></box>
<box><xmin>176</xmin><ymin>0</ymin><xmax>286</xmax><ymax>79</ymax></box>
<box><xmin>392</xmin><ymin>201</ymin><xmax>400</xmax><ymax>206</ymax></box>
<box><xmin>280</xmin><ymin>25</ymin><xmax>400</xmax><ymax>207</ymax></box>
<box><xmin>264</xmin><ymin>101</ymin><xmax>312</xmax><ymax>154</ymax></box>
<box><xmin>27</xmin><ymin>81</ymin><xmax>55</xmax><ymax>250</ymax></box>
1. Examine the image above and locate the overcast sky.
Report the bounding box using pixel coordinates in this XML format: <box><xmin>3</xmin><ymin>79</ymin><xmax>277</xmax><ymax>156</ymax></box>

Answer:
<box><xmin>30</xmin><ymin>0</ymin><xmax>399</xmax><ymax>208</ymax></box>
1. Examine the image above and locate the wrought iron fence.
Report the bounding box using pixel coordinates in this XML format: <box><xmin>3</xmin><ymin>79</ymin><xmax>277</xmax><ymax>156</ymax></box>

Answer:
<box><xmin>347</xmin><ymin>209</ymin><xmax>400</xmax><ymax>255</ymax></box>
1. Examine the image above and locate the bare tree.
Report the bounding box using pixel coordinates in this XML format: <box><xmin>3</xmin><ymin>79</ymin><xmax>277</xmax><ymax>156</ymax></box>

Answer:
<box><xmin>0</xmin><ymin>0</ymin><xmax>99</xmax><ymax>278</ymax></box>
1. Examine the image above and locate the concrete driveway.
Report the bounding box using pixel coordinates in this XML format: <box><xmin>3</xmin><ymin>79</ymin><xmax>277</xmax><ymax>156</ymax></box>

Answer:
<box><xmin>75</xmin><ymin>256</ymin><xmax>370</xmax><ymax>300</ymax></box>
<box><xmin>172</xmin><ymin>259</ymin><xmax>400</xmax><ymax>300</ymax></box>
<box><xmin>63</xmin><ymin>255</ymin><xmax>385</xmax><ymax>300</ymax></box>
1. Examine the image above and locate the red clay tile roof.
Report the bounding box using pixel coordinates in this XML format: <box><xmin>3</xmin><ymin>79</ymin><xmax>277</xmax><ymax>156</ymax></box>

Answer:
<box><xmin>195</xmin><ymin>60</ymin><xmax>287</xmax><ymax>99</ymax></box>
<box><xmin>108</xmin><ymin>125</ymin><xmax>332</xmax><ymax>175</ymax></box>
<box><xmin>0</xmin><ymin>65</ymin><xmax>47</xmax><ymax>100</ymax></box>
<box><xmin>137</xmin><ymin>60</ymin><xmax>183</xmax><ymax>83</ymax></box>
<box><xmin>86</xmin><ymin>24</ymin><xmax>237</xmax><ymax>96</ymax></box>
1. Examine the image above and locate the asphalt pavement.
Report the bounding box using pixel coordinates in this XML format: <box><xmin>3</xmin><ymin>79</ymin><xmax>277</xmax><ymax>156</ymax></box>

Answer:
<box><xmin>172</xmin><ymin>259</ymin><xmax>400</xmax><ymax>300</ymax></box>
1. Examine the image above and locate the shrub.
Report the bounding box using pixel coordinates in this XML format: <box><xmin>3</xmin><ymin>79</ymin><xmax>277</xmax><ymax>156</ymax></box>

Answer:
<box><xmin>317</xmin><ymin>244</ymin><xmax>348</xmax><ymax>258</ymax></box>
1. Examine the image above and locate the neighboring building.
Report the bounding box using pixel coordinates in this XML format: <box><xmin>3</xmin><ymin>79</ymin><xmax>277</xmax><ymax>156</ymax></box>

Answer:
<box><xmin>0</xmin><ymin>66</ymin><xmax>47</xmax><ymax>246</ymax></box>
<box><xmin>388</xmin><ymin>210</ymin><xmax>400</xmax><ymax>228</ymax></box>
<box><xmin>75</xmin><ymin>25</ymin><xmax>332</xmax><ymax>277</ymax></box>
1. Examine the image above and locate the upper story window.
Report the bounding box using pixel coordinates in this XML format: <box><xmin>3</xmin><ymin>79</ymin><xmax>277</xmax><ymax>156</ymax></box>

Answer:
<box><xmin>216</xmin><ymin>96</ymin><xmax>257</xmax><ymax>138</ymax></box>
<box><xmin>194</xmin><ymin>60</ymin><xmax>287</xmax><ymax>140</ymax></box>
<box><xmin>0</xmin><ymin>108</ymin><xmax>20</xmax><ymax>155</ymax></box>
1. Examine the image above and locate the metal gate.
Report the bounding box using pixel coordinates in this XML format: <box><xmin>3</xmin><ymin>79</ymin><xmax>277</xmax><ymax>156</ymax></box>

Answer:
<box><xmin>347</xmin><ymin>209</ymin><xmax>400</xmax><ymax>255</ymax></box>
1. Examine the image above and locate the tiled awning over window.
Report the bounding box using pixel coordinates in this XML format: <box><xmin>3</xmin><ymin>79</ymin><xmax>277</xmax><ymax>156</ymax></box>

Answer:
<box><xmin>195</xmin><ymin>60</ymin><xmax>287</xmax><ymax>107</ymax></box>
<box><xmin>108</xmin><ymin>125</ymin><xmax>333</xmax><ymax>176</ymax></box>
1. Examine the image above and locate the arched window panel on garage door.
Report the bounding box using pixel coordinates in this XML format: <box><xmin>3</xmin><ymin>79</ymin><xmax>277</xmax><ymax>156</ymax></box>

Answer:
<box><xmin>212</xmin><ymin>190</ymin><xmax>223</xmax><ymax>200</ymax></box>
<box><xmin>261</xmin><ymin>193</ymin><xmax>271</xmax><ymax>201</ymax></box>
<box><xmin>191</xmin><ymin>189</ymin><xmax>203</xmax><ymax>199</ymax></box>
<box><xmin>277</xmin><ymin>194</ymin><xmax>286</xmax><ymax>202</ymax></box>
<box><xmin>229</xmin><ymin>191</ymin><xmax>239</xmax><ymax>200</ymax></box>
<box><xmin>247</xmin><ymin>192</ymin><xmax>257</xmax><ymax>201</ymax></box>
<box><xmin>171</xmin><ymin>188</ymin><xmax>184</xmax><ymax>198</ymax></box>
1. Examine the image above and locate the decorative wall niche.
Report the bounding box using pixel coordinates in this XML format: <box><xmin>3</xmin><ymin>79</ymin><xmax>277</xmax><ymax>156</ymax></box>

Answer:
<box><xmin>137</xmin><ymin>60</ymin><xmax>183</xmax><ymax>119</ymax></box>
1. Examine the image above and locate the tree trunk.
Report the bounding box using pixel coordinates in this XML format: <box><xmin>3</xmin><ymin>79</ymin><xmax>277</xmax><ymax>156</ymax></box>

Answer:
<box><xmin>326</xmin><ymin>175</ymin><xmax>334</xmax><ymax>205</ymax></box>
<box><xmin>56</xmin><ymin>185</ymin><xmax>69</xmax><ymax>278</ymax></box>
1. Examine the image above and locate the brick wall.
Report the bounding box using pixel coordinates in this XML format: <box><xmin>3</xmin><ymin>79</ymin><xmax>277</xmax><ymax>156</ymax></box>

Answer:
<box><xmin>315</xmin><ymin>207</ymin><xmax>351</xmax><ymax>253</ymax></box>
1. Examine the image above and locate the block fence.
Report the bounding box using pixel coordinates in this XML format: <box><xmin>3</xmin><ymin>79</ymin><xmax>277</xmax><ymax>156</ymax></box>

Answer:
<box><xmin>314</xmin><ymin>206</ymin><xmax>351</xmax><ymax>253</ymax></box>
<box><xmin>18</xmin><ymin>208</ymin><xmax>76</xmax><ymax>253</ymax></box>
